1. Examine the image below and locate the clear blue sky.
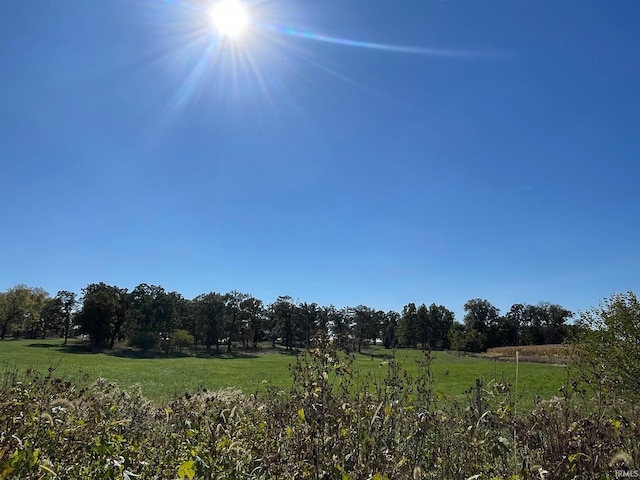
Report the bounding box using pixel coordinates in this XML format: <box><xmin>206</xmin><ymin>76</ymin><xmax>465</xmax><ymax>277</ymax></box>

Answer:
<box><xmin>1</xmin><ymin>0</ymin><xmax>639</xmax><ymax>320</ymax></box>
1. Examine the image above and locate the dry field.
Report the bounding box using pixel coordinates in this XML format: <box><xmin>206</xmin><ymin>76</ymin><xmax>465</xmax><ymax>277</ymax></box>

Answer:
<box><xmin>485</xmin><ymin>344</ymin><xmax>571</xmax><ymax>364</ymax></box>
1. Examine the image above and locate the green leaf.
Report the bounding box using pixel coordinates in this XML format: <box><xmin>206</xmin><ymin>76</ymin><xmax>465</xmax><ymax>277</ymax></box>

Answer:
<box><xmin>177</xmin><ymin>460</ymin><xmax>195</xmax><ymax>480</ymax></box>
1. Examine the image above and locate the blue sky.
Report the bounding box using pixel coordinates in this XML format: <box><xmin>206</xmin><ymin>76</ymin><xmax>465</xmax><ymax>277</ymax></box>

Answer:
<box><xmin>1</xmin><ymin>0</ymin><xmax>639</xmax><ymax>320</ymax></box>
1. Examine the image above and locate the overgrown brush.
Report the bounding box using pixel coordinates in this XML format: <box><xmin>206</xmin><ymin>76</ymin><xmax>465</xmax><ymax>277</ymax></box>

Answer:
<box><xmin>1</xmin><ymin>341</ymin><xmax>638</xmax><ymax>479</ymax></box>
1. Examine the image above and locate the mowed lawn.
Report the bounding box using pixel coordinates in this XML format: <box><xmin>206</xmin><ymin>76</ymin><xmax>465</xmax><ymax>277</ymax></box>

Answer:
<box><xmin>0</xmin><ymin>339</ymin><xmax>567</xmax><ymax>405</ymax></box>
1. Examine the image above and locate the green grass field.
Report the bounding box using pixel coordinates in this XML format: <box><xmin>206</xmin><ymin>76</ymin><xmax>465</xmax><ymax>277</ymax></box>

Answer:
<box><xmin>0</xmin><ymin>339</ymin><xmax>567</xmax><ymax>405</ymax></box>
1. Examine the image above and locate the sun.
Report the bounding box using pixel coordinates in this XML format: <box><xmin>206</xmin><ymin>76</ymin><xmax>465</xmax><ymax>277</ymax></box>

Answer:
<box><xmin>211</xmin><ymin>0</ymin><xmax>248</xmax><ymax>37</ymax></box>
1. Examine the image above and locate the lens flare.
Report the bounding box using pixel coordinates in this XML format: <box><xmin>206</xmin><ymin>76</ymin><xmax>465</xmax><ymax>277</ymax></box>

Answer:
<box><xmin>211</xmin><ymin>0</ymin><xmax>248</xmax><ymax>37</ymax></box>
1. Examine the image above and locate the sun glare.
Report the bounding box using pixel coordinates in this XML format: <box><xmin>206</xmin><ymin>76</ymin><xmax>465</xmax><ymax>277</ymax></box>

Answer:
<box><xmin>211</xmin><ymin>0</ymin><xmax>248</xmax><ymax>37</ymax></box>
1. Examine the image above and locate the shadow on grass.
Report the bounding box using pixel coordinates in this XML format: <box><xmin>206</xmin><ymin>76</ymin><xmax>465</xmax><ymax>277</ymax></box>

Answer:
<box><xmin>193</xmin><ymin>350</ymin><xmax>260</xmax><ymax>360</ymax></box>
<box><xmin>24</xmin><ymin>341</ymin><xmax>295</xmax><ymax>360</ymax></box>
<box><xmin>276</xmin><ymin>349</ymin><xmax>302</xmax><ymax>357</ymax></box>
<box><xmin>196</xmin><ymin>350</ymin><xmax>260</xmax><ymax>359</ymax></box>
<box><xmin>26</xmin><ymin>342</ymin><xmax>97</xmax><ymax>355</ymax></box>
<box><xmin>110</xmin><ymin>348</ymin><xmax>261</xmax><ymax>360</ymax></box>
<box><xmin>359</xmin><ymin>350</ymin><xmax>394</xmax><ymax>359</ymax></box>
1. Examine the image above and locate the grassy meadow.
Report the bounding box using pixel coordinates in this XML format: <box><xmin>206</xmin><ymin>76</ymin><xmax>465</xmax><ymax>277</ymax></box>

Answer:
<box><xmin>0</xmin><ymin>339</ymin><xmax>566</xmax><ymax>405</ymax></box>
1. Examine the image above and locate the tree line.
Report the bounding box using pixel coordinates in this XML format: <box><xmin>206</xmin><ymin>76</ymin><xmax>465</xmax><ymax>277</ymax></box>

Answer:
<box><xmin>0</xmin><ymin>283</ymin><xmax>574</xmax><ymax>353</ymax></box>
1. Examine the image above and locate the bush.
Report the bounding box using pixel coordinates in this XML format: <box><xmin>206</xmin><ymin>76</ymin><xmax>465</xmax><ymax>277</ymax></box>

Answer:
<box><xmin>570</xmin><ymin>291</ymin><xmax>640</xmax><ymax>401</ymax></box>
<box><xmin>172</xmin><ymin>329</ymin><xmax>195</xmax><ymax>353</ymax></box>
<box><xmin>128</xmin><ymin>330</ymin><xmax>158</xmax><ymax>352</ymax></box>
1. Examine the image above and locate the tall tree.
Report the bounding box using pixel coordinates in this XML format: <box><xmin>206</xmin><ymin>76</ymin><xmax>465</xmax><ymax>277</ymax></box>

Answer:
<box><xmin>56</xmin><ymin>290</ymin><xmax>77</xmax><ymax>345</ymax></box>
<box><xmin>382</xmin><ymin>310</ymin><xmax>400</xmax><ymax>349</ymax></box>
<box><xmin>505</xmin><ymin>304</ymin><xmax>526</xmax><ymax>345</ymax></box>
<box><xmin>128</xmin><ymin>284</ymin><xmax>188</xmax><ymax>352</ymax></box>
<box><xmin>330</xmin><ymin>307</ymin><xmax>353</xmax><ymax>351</ymax></box>
<box><xmin>222</xmin><ymin>290</ymin><xmax>251</xmax><ymax>353</ymax></box>
<box><xmin>398</xmin><ymin>303</ymin><xmax>418</xmax><ymax>348</ymax></box>
<box><xmin>241</xmin><ymin>295</ymin><xmax>265</xmax><ymax>349</ymax></box>
<box><xmin>192</xmin><ymin>292</ymin><xmax>225</xmax><ymax>352</ymax></box>
<box><xmin>463</xmin><ymin>299</ymin><xmax>500</xmax><ymax>351</ymax></box>
<box><xmin>130</xmin><ymin>285</ymin><xmax>172</xmax><ymax>336</ymax></box>
<box><xmin>428</xmin><ymin>303</ymin><xmax>455</xmax><ymax>349</ymax></box>
<box><xmin>39</xmin><ymin>296</ymin><xmax>65</xmax><ymax>339</ymax></box>
<box><xmin>0</xmin><ymin>285</ymin><xmax>49</xmax><ymax>340</ymax></box>
<box><xmin>541</xmin><ymin>302</ymin><xmax>572</xmax><ymax>344</ymax></box>
<box><xmin>19</xmin><ymin>288</ymin><xmax>50</xmax><ymax>339</ymax></box>
<box><xmin>416</xmin><ymin>304</ymin><xmax>430</xmax><ymax>349</ymax></box>
<box><xmin>316</xmin><ymin>305</ymin><xmax>336</xmax><ymax>343</ymax></box>
<box><xmin>487</xmin><ymin>310</ymin><xmax>519</xmax><ymax>348</ymax></box>
<box><xmin>352</xmin><ymin>305</ymin><xmax>379</xmax><ymax>353</ymax></box>
<box><xmin>519</xmin><ymin>304</ymin><xmax>545</xmax><ymax>345</ymax></box>
<box><xmin>517</xmin><ymin>302</ymin><xmax>572</xmax><ymax>345</ymax></box>
<box><xmin>296</xmin><ymin>302</ymin><xmax>319</xmax><ymax>347</ymax></box>
<box><xmin>463</xmin><ymin>299</ymin><xmax>499</xmax><ymax>334</ymax></box>
<box><xmin>372</xmin><ymin>310</ymin><xmax>386</xmax><ymax>345</ymax></box>
<box><xmin>76</xmin><ymin>283</ymin><xmax>128</xmax><ymax>349</ymax></box>
<box><xmin>270</xmin><ymin>296</ymin><xmax>296</xmax><ymax>350</ymax></box>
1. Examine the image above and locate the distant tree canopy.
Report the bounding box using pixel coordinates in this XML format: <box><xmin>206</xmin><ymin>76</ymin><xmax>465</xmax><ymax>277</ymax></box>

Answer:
<box><xmin>0</xmin><ymin>282</ymin><xmax>582</xmax><ymax>353</ymax></box>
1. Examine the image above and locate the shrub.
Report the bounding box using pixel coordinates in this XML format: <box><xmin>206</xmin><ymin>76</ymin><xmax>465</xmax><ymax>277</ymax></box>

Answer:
<box><xmin>128</xmin><ymin>330</ymin><xmax>158</xmax><ymax>352</ymax></box>
<box><xmin>172</xmin><ymin>329</ymin><xmax>195</xmax><ymax>354</ymax></box>
<box><xmin>570</xmin><ymin>291</ymin><xmax>640</xmax><ymax>401</ymax></box>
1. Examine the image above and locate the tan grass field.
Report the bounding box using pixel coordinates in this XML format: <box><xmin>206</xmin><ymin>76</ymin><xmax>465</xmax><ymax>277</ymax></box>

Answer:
<box><xmin>484</xmin><ymin>344</ymin><xmax>570</xmax><ymax>364</ymax></box>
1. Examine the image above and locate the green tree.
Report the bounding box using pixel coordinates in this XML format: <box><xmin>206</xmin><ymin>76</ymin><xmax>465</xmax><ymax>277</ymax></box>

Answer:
<box><xmin>128</xmin><ymin>330</ymin><xmax>158</xmax><ymax>352</ymax></box>
<box><xmin>39</xmin><ymin>296</ymin><xmax>65</xmax><ymax>339</ymax></box>
<box><xmin>382</xmin><ymin>310</ymin><xmax>399</xmax><ymax>349</ymax></box>
<box><xmin>398</xmin><ymin>303</ymin><xmax>418</xmax><ymax>348</ymax></box>
<box><xmin>463</xmin><ymin>299</ymin><xmax>500</xmax><ymax>351</ymax></box>
<box><xmin>129</xmin><ymin>284</ymin><xmax>180</xmax><ymax>349</ymax></box>
<box><xmin>428</xmin><ymin>303</ymin><xmax>455</xmax><ymax>349</ymax></box>
<box><xmin>222</xmin><ymin>290</ymin><xmax>250</xmax><ymax>353</ymax></box>
<box><xmin>172</xmin><ymin>329</ymin><xmax>195</xmax><ymax>353</ymax></box>
<box><xmin>487</xmin><ymin>309</ymin><xmax>519</xmax><ymax>347</ymax></box>
<box><xmin>56</xmin><ymin>290</ymin><xmax>77</xmax><ymax>344</ymax></box>
<box><xmin>448</xmin><ymin>322</ymin><xmax>482</xmax><ymax>353</ymax></box>
<box><xmin>352</xmin><ymin>305</ymin><xmax>379</xmax><ymax>353</ymax></box>
<box><xmin>76</xmin><ymin>283</ymin><xmax>129</xmax><ymax>349</ymax></box>
<box><xmin>330</xmin><ymin>307</ymin><xmax>352</xmax><ymax>351</ymax></box>
<box><xmin>296</xmin><ymin>302</ymin><xmax>319</xmax><ymax>347</ymax></box>
<box><xmin>240</xmin><ymin>295</ymin><xmax>265</xmax><ymax>349</ymax></box>
<box><xmin>505</xmin><ymin>303</ymin><xmax>526</xmax><ymax>345</ymax></box>
<box><xmin>416</xmin><ymin>304</ymin><xmax>430</xmax><ymax>349</ymax></box>
<box><xmin>193</xmin><ymin>292</ymin><xmax>225</xmax><ymax>352</ymax></box>
<box><xmin>270</xmin><ymin>296</ymin><xmax>296</xmax><ymax>350</ymax></box>
<box><xmin>463</xmin><ymin>298</ymin><xmax>499</xmax><ymax>334</ymax></box>
<box><xmin>448</xmin><ymin>322</ymin><xmax>465</xmax><ymax>353</ymax></box>
<box><xmin>415</xmin><ymin>303</ymin><xmax>455</xmax><ymax>349</ymax></box>
<box><xmin>0</xmin><ymin>285</ymin><xmax>49</xmax><ymax>340</ymax></box>
<box><xmin>316</xmin><ymin>305</ymin><xmax>336</xmax><ymax>343</ymax></box>
<box><xmin>20</xmin><ymin>288</ymin><xmax>50</xmax><ymax>339</ymax></box>
<box><xmin>517</xmin><ymin>302</ymin><xmax>572</xmax><ymax>345</ymax></box>
<box><xmin>33</xmin><ymin>290</ymin><xmax>78</xmax><ymax>342</ymax></box>
<box><xmin>541</xmin><ymin>302</ymin><xmax>572</xmax><ymax>344</ymax></box>
<box><xmin>517</xmin><ymin>304</ymin><xmax>544</xmax><ymax>345</ymax></box>
<box><xmin>571</xmin><ymin>291</ymin><xmax>640</xmax><ymax>400</ymax></box>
